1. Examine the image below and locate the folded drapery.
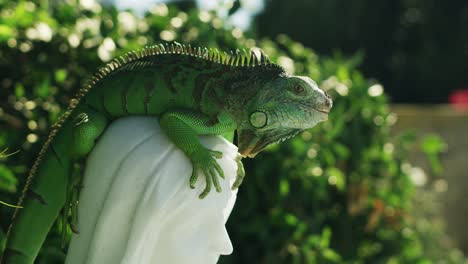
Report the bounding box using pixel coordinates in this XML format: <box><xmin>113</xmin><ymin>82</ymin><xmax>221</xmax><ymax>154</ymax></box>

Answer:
<box><xmin>66</xmin><ymin>116</ymin><xmax>238</xmax><ymax>264</ymax></box>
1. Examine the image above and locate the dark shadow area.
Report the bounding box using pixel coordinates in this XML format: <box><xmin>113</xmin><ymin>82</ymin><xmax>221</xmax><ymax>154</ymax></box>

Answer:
<box><xmin>256</xmin><ymin>0</ymin><xmax>468</xmax><ymax>103</ymax></box>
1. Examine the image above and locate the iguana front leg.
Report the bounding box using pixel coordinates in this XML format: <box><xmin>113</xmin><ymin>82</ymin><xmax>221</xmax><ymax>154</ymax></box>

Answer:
<box><xmin>232</xmin><ymin>154</ymin><xmax>245</xmax><ymax>190</ymax></box>
<box><xmin>160</xmin><ymin>110</ymin><xmax>237</xmax><ymax>198</ymax></box>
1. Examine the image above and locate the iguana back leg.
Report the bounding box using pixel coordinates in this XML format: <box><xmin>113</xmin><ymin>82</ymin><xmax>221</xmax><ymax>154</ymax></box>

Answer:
<box><xmin>69</xmin><ymin>165</ymin><xmax>83</xmax><ymax>233</ymax></box>
<box><xmin>69</xmin><ymin>106</ymin><xmax>108</xmax><ymax>159</ymax></box>
<box><xmin>60</xmin><ymin>105</ymin><xmax>108</xmax><ymax>246</ymax></box>
<box><xmin>60</xmin><ymin>163</ymin><xmax>83</xmax><ymax>247</ymax></box>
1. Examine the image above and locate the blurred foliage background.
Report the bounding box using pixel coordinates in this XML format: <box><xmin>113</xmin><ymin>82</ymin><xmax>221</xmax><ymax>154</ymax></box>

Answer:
<box><xmin>0</xmin><ymin>0</ymin><xmax>466</xmax><ymax>263</ymax></box>
<box><xmin>257</xmin><ymin>0</ymin><xmax>468</xmax><ymax>103</ymax></box>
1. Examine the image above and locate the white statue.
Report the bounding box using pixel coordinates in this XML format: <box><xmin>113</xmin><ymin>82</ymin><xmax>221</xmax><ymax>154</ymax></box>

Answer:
<box><xmin>66</xmin><ymin>116</ymin><xmax>238</xmax><ymax>264</ymax></box>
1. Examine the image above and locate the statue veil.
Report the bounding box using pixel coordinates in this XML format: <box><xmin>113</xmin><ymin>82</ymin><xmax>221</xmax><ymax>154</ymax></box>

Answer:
<box><xmin>66</xmin><ymin>116</ymin><xmax>238</xmax><ymax>264</ymax></box>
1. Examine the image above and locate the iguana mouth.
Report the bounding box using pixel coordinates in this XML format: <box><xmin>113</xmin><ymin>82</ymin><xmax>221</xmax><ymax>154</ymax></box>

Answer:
<box><xmin>314</xmin><ymin>108</ymin><xmax>329</xmax><ymax>114</ymax></box>
<box><xmin>239</xmin><ymin>146</ymin><xmax>259</xmax><ymax>158</ymax></box>
<box><xmin>237</xmin><ymin>129</ymin><xmax>260</xmax><ymax>158</ymax></box>
<box><xmin>239</xmin><ymin>141</ymin><xmax>266</xmax><ymax>158</ymax></box>
<box><xmin>237</xmin><ymin>128</ymin><xmax>302</xmax><ymax>158</ymax></box>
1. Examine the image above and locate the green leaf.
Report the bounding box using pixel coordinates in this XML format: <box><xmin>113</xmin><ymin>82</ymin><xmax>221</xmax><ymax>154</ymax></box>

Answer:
<box><xmin>15</xmin><ymin>83</ymin><xmax>25</xmax><ymax>98</ymax></box>
<box><xmin>322</xmin><ymin>248</ymin><xmax>341</xmax><ymax>262</ymax></box>
<box><xmin>284</xmin><ymin>213</ymin><xmax>298</xmax><ymax>226</ymax></box>
<box><xmin>228</xmin><ymin>0</ymin><xmax>241</xmax><ymax>16</ymax></box>
<box><xmin>0</xmin><ymin>226</ymin><xmax>5</xmax><ymax>252</ymax></box>
<box><xmin>420</xmin><ymin>134</ymin><xmax>446</xmax><ymax>175</ymax></box>
<box><xmin>333</xmin><ymin>142</ymin><xmax>350</xmax><ymax>159</ymax></box>
<box><xmin>0</xmin><ymin>24</ymin><xmax>15</xmax><ymax>42</ymax></box>
<box><xmin>326</xmin><ymin>167</ymin><xmax>345</xmax><ymax>191</ymax></box>
<box><xmin>320</xmin><ymin>227</ymin><xmax>331</xmax><ymax>248</ymax></box>
<box><xmin>0</xmin><ymin>164</ymin><xmax>17</xmax><ymax>193</ymax></box>
<box><xmin>35</xmin><ymin>76</ymin><xmax>51</xmax><ymax>98</ymax></box>
<box><xmin>54</xmin><ymin>69</ymin><xmax>67</xmax><ymax>83</ymax></box>
<box><xmin>279</xmin><ymin>177</ymin><xmax>289</xmax><ymax>196</ymax></box>
<box><xmin>421</xmin><ymin>134</ymin><xmax>446</xmax><ymax>155</ymax></box>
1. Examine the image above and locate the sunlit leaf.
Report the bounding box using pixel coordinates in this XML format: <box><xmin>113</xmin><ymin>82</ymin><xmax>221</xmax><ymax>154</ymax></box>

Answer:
<box><xmin>0</xmin><ymin>25</ymin><xmax>15</xmax><ymax>41</ymax></box>
<box><xmin>54</xmin><ymin>69</ymin><xmax>67</xmax><ymax>83</ymax></box>
<box><xmin>421</xmin><ymin>134</ymin><xmax>446</xmax><ymax>155</ymax></box>
<box><xmin>0</xmin><ymin>164</ymin><xmax>17</xmax><ymax>193</ymax></box>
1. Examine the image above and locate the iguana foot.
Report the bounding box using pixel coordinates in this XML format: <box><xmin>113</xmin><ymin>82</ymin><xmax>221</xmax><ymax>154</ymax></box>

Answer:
<box><xmin>67</xmin><ymin>164</ymin><xmax>83</xmax><ymax>234</ymax></box>
<box><xmin>61</xmin><ymin>163</ymin><xmax>83</xmax><ymax>247</ymax></box>
<box><xmin>232</xmin><ymin>154</ymin><xmax>245</xmax><ymax>189</ymax></box>
<box><xmin>189</xmin><ymin>148</ymin><xmax>225</xmax><ymax>199</ymax></box>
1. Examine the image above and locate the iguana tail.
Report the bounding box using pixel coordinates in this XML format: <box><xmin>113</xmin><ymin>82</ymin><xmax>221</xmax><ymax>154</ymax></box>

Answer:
<box><xmin>1</xmin><ymin>104</ymin><xmax>108</xmax><ymax>264</ymax></box>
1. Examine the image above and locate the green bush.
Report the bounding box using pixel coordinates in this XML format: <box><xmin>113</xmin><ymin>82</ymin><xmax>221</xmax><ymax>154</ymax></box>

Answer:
<box><xmin>0</xmin><ymin>1</ymin><xmax>465</xmax><ymax>263</ymax></box>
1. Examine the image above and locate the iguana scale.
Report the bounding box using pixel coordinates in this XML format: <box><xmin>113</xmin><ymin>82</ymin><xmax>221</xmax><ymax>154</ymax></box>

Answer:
<box><xmin>1</xmin><ymin>42</ymin><xmax>332</xmax><ymax>263</ymax></box>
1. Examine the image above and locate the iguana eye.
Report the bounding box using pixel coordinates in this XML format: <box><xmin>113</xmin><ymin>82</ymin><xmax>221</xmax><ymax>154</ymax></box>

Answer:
<box><xmin>292</xmin><ymin>85</ymin><xmax>305</xmax><ymax>95</ymax></box>
<box><xmin>249</xmin><ymin>111</ymin><xmax>267</xmax><ymax>128</ymax></box>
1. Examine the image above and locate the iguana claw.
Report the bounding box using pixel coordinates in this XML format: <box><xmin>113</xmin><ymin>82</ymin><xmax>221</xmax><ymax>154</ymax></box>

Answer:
<box><xmin>189</xmin><ymin>148</ymin><xmax>225</xmax><ymax>199</ymax></box>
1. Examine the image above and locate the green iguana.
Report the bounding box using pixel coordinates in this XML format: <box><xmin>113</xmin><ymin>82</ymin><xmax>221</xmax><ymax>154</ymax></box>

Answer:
<box><xmin>1</xmin><ymin>42</ymin><xmax>332</xmax><ymax>263</ymax></box>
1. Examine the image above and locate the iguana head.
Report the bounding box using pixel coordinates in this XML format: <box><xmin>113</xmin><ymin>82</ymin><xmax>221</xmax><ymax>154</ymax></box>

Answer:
<box><xmin>237</xmin><ymin>75</ymin><xmax>332</xmax><ymax>158</ymax></box>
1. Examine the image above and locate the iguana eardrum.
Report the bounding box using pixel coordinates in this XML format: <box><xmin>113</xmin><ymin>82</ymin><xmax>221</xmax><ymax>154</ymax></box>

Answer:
<box><xmin>1</xmin><ymin>42</ymin><xmax>332</xmax><ymax>263</ymax></box>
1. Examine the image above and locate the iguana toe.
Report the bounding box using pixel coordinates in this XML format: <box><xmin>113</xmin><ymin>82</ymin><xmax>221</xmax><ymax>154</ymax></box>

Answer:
<box><xmin>232</xmin><ymin>154</ymin><xmax>245</xmax><ymax>190</ymax></box>
<box><xmin>199</xmin><ymin>167</ymin><xmax>212</xmax><ymax>199</ymax></box>
<box><xmin>190</xmin><ymin>147</ymin><xmax>226</xmax><ymax>199</ymax></box>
